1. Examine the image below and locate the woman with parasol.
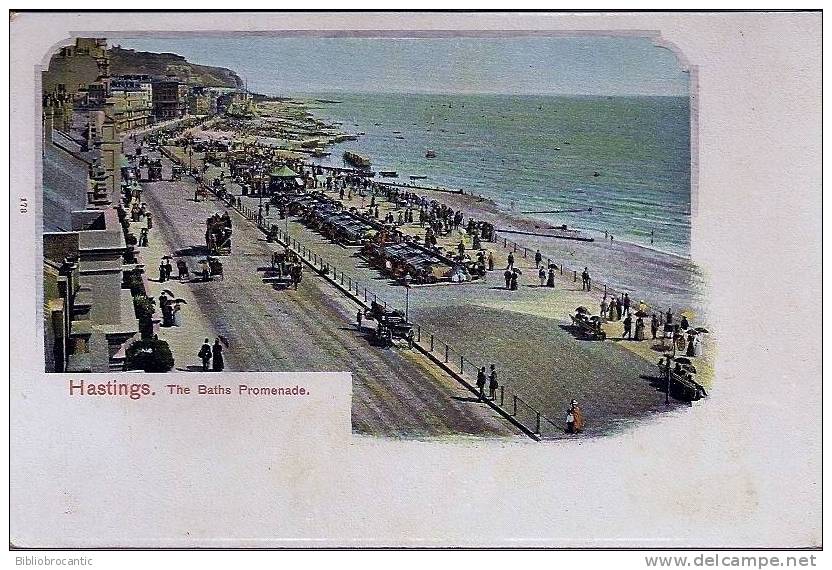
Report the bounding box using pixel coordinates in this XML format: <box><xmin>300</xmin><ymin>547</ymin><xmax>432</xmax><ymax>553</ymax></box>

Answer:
<box><xmin>685</xmin><ymin>329</ymin><xmax>698</xmax><ymax>357</ymax></box>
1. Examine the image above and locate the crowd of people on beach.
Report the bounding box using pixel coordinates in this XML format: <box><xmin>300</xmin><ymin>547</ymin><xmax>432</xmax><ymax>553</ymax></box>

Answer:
<box><xmin>129</xmin><ymin>117</ymin><xmax>712</xmax><ymax>440</ymax></box>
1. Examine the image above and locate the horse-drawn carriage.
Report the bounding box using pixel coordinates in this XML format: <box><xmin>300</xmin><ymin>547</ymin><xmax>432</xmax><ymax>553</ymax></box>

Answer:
<box><xmin>570</xmin><ymin>307</ymin><xmax>607</xmax><ymax>340</ymax></box>
<box><xmin>206</xmin><ymin>213</ymin><xmax>233</xmax><ymax>255</ymax></box>
<box><xmin>171</xmin><ymin>164</ymin><xmax>184</xmax><ymax>181</ymax></box>
<box><xmin>657</xmin><ymin>357</ymin><xmax>708</xmax><ymax>402</ymax></box>
<box><xmin>363</xmin><ymin>301</ymin><xmax>414</xmax><ymax>347</ymax></box>
<box><xmin>261</xmin><ymin>250</ymin><xmax>298</xmax><ymax>289</ymax></box>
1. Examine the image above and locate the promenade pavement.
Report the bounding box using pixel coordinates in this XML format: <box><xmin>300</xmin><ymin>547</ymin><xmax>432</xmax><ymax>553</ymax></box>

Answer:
<box><xmin>133</xmin><ymin>142</ymin><xmax>519</xmax><ymax>439</ymax></box>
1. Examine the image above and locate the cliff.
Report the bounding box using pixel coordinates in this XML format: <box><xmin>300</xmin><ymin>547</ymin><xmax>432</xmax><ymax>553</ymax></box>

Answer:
<box><xmin>109</xmin><ymin>46</ymin><xmax>243</xmax><ymax>88</ymax></box>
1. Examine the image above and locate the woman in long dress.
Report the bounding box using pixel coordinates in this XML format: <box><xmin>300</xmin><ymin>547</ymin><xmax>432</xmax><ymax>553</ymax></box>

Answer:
<box><xmin>172</xmin><ymin>302</ymin><xmax>183</xmax><ymax>327</ymax></box>
<box><xmin>212</xmin><ymin>339</ymin><xmax>224</xmax><ymax>371</ymax></box>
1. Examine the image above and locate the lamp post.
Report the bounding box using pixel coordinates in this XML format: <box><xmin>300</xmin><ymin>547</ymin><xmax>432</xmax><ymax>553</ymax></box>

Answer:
<box><xmin>403</xmin><ymin>272</ymin><xmax>412</xmax><ymax>321</ymax></box>
<box><xmin>257</xmin><ymin>168</ymin><xmax>263</xmax><ymax>226</ymax></box>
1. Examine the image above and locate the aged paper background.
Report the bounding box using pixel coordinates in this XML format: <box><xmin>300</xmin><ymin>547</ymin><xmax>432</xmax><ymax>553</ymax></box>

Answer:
<box><xmin>9</xmin><ymin>11</ymin><xmax>822</xmax><ymax>547</ymax></box>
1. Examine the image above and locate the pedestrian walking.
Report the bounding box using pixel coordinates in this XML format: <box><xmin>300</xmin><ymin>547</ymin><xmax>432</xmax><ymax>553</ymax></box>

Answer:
<box><xmin>538</xmin><ymin>267</ymin><xmax>546</xmax><ymax>287</ymax></box>
<box><xmin>177</xmin><ymin>259</ymin><xmax>189</xmax><ymax>280</ymax></box>
<box><xmin>535</xmin><ymin>249</ymin><xmax>542</xmax><ymax>268</ymax></box>
<box><xmin>507</xmin><ymin>252</ymin><xmax>515</xmax><ymax>270</ymax></box>
<box><xmin>504</xmin><ymin>269</ymin><xmax>512</xmax><ymax>290</ymax></box>
<box><xmin>581</xmin><ymin>267</ymin><xmax>590</xmax><ymax>291</ymax></box>
<box><xmin>356</xmin><ymin>310</ymin><xmax>363</xmax><ymax>332</ymax></box>
<box><xmin>212</xmin><ymin>338</ymin><xmax>225</xmax><ymax>372</ymax></box>
<box><xmin>651</xmin><ymin>313</ymin><xmax>659</xmax><ymax>339</ymax></box>
<box><xmin>487</xmin><ymin>251</ymin><xmax>494</xmax><ymax>271</ymax></box>
<box><xmin>623</xmin><ymin>314</ymin><xmax>632</xmax><ymax>339</ymax></box>
<box><xmin>476</xmin><ymin>367</ymin><xmax>487</xmax><ymax>400</ymax></box>
<box><xmin>159</xmin><ymin>261</ymin><xmax>167</xmax><ymax>283</ymax></box>
<box><xmin>622</xmin><ymin>293</ymin><xmax>631</xmax><ymax>317</ymax></box>
<box><xmin>172</xmin><ymin>301</ymin><xmax>183</xmax><ymax>327</ymax></box>
<box><xmin>566</xmin><ymin>400</ymin><xmax>584</xmax><ymax>434</ymax></box>
<box><xmin>510</xmin><ymin>269</ymin><xmax>519</xmax><ymax>291</ymax></box>
<box><xmin>600</xmin><ymin>297</ymin><xmax>608</xmax><ymax>319</ymax></box>
<box><xmin>488</xmin><ymin>365</ymin><xmax>498</xmax><ymax>400</ymax></box>
<box><xmin>635</xmin><ymin>317</ymin><xmax>645</xmax><ymax>340</ymax></box>
<box><xmin>198</xmin><ymin>339</ymin><xmax>212</xmax><ymax>371</ymax></box>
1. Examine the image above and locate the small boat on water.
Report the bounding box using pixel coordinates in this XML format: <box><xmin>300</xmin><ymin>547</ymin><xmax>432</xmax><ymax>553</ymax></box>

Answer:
<box><xmin>392</xmin><ymin>130</ymin><xmax>402</xmax><ymax>134</ymax></box>
<box><xmin>394</xmin><ymin>135</ymin><xmax>405</xmax><ymax>140</ymax></box>
<box><xmin>409</xmin><ymin>175</ymin><xmax>427</xmax><ymax>180</ymax></box>
<box><xmin>379</xmin><ymin>171</ymin><xmax>398</xmax><ymax>178</ymax></box>
<box><xmin>343</xmin><ymin>151</ymin><xmax>372</xmax><ymax>168</ymax></box>
<box><xmin>311</xmin><ymin>148</ymin><xmax>330</xmax><ymax>158</ymax></box>
<box><xmin>425</xmin><ymin>150</ymin><xmax>437</xmax><ymax>159</ymax></box>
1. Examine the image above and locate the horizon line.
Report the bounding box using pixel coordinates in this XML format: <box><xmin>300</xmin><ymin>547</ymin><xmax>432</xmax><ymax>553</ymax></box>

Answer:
<box><xmin>273</xmin><ymin>89</ymin><xmax>691</xmax><ymax>99</ymax></box>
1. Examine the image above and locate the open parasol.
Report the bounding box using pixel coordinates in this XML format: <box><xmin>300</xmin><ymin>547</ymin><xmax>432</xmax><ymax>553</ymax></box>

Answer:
<box><xmin>575</xmin><ymin>306</ymin><xmax>589</xmax><ymax>314</ymax></box>
<box><xmin>162</xmin><ymin>255</ymin><xmax>173</xmax><ymax>260</ymax></box>
<box><xmin>174</xmin><ymin>299</ymin><xmax>188</xmax><ymax>304</ymax></box>
<box><xmin>695</xmin><ymin>327</ymin><xmax>710</xmax><ymax>333</ymax></box>
<box><xmin>634</xmin><ymin>310</ymin><xmax>649</xmax><ymax>318</ymax></box>
<box><xmin>674</xmin><ymin>357</ymin><xmax>693</xmax><ymax>365</ymax></box>
<box><xmin>161</xmin><ymin>289</ymin><xmax>175</xmax><ymax>297</ymax></box>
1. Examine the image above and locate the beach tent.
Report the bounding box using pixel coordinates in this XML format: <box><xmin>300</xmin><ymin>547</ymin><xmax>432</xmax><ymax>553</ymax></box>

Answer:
<box><xmin>270</xmin><ymin>165</ymin><xmax>299</xmax><ymax>178</ymax></box>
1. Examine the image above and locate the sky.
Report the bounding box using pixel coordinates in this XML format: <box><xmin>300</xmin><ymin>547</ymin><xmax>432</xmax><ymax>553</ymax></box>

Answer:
<box><xmin>110</xmin><ymin>34</ymin><xmax>689</xmax><ymax>97</ymax></box>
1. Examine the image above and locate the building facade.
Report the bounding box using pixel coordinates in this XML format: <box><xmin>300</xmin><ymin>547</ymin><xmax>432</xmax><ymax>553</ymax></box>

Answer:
<box><xmin>42</xmin><ymin>97</ymin><xmax>141</xmax><ymax>372</ymax></box>
<box><xmin>152</xmin><ymin>79</ymin><xmax>188</xmax><ymax>121</ymax></box>
<box><xmin>110</xmin><ymin>75</ymin><xmax>153</xmax><ymax>131</ymax></box>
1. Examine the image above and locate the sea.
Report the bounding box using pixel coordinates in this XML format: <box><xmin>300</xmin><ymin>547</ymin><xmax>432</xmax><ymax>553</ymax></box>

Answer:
<box><xmin>297</xmin><ymin>91</ymin><xmax>692</xmax><ymax>258</ymax></box>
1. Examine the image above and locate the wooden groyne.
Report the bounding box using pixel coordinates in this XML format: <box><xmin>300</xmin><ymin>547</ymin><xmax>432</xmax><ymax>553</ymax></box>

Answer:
<box><xmin>496</xmin><ymin>227</ymin><xmax>595</xmax><ymax>242</ymax></box>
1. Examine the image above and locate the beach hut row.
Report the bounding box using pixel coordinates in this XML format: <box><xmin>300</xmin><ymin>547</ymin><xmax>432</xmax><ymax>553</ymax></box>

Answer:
<box><xmin>308</xmin><ymin>207</ymin><xmax>378</xmax><ymax>246</ymax></box>
<box><xmin>361</xmin><ymin>241</ymin><xmax>466</xmax><ymax>285</ymax></box>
